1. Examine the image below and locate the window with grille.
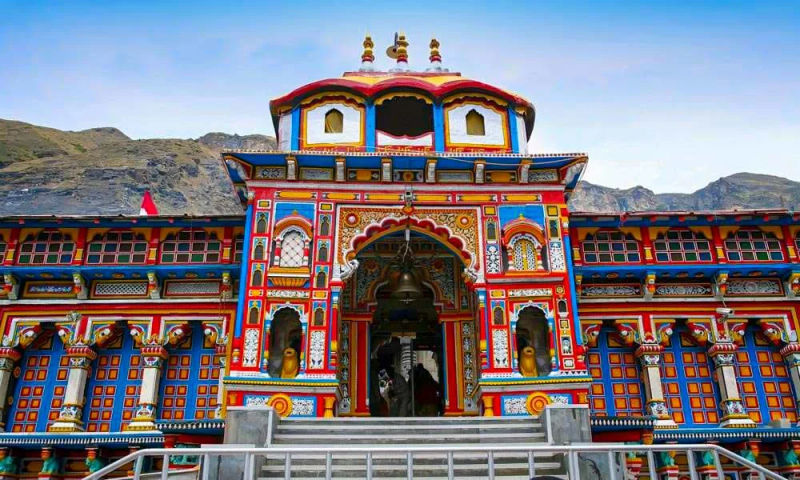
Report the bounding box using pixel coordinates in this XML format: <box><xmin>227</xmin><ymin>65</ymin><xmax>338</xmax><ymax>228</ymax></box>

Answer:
<box><xmin>233</xmin><ymin>235</ymin><xmax>244</xmax><ymax>263</ymax></box>
<box><xmin>0</xmin><ymin>235</ymin><xmax>6</xmax><ymax>260</ymax></box>
<box><xmin>660</xmin><ymin>326</ymin><xmax>719</xmax><ymax>425</ymax></box>
<box><xmin>586</xmin><ymin>328</ymin><xmax>645</xmax><ymax>417</ymax></box>
<box><xmin>86</xmin><ymin>231</ymin><xmax>148</xmax><ymax>265</ymax></box>
<box><xmin>17</xmin><ymin>230</ymin><xmax>75</xmax><ymax>265</ymax></box>
<box><xmin>159</xmin><ymin>326</ymin><xmax>219</xmax><ymax>420</ymax></box>
<box><xmin>653</xmin><ymin>230</ymin><xmax>713</xmax><ymax>263</ymax></box>
<box><xmin>160</xmin><ymin>230</ymin><xmax>222</xmax><ymax>264</ymax></box>
<box><xmin>512</xmin><ymin>237</ymin><xmax>538</xmax><ymax>271</ymax></box>
<box><xmin>724</xmin><ymin>229</ymin><xmax>784</xmax><ymax>262</ymax></box>
<box><xmin>278</xmin><ymin>231</ymin><xmax>305</xmax><ymax>267</ymax></box>
<box><xmin>581</xmin><ymin>231</ymin><xmax>641</xmax><ymax>264</ymax></box>
<box><xmin>735</xmin><ymin>325</ymin><xmax>797</xmax><ymax>424</ymax></box>
<box><xmin>83</xmin><ymin>333</ymin><xmax>142</xmax><ymax>432</ymax></box>
<box><xmin>8</xmin><ymin>339</ymin><xmax>69</xmax><ymax>432</ymax></box>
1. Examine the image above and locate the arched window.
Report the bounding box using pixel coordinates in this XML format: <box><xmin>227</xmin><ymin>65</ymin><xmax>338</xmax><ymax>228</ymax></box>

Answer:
<box><xmin>653</xmin><ymin>229</ymin><xmax>713</xmax><ymax>263</ymax></box>
<box><xmin>725</xmin><ymin>228</ymin><xmax>784</xmax><ymax>262</ymax></box>
<box><xmin>252</xmin><ymin>269</ymin><xmax>263</xmax><ymax>287</ymax></box>
<box><xmin>315</xmin><ymin>270</ymin><xmax>327</xmax><ymax>288</ymax></box>
<box><xmin>248</xmin><ymin>306</ymin><xmax>259</xmax><ymax>325</ymax></box>
<box><xmin>17</xmin><ymin>230</ymin><xmax>75</xmax><ymax>265</ymax></box>
<box><xmin>84</xmin><ymin>330</ymin><xmax>142</xmax><ymax>432</ymax></box>
<box><xmin>324</xmin><ymin>109</ymin><xmax>344</xmax><ymax>134</ymax></box>
<box><xmin>515</xmin><ymin>307</ymin><xmax>551</xmax><ymax>377</ymax></box>
<box><xmin>465</xmin><ymin>109</ymin><xmax>485</xmax><ymax>136</ymax></box>
<box><xmin>796</xmin><ymin>231</ymin><xmax>800</xmax><ymax>254</ymax></box>
<box><xmin>159</xmin><ymin>325</ymin><xmax>219</xmax><ymax>420</ymax></box>
<box><xmin>557</xmin><ymin>300</ymin><xmax>568</xmax><ymax>315</ymax></box>
<box><xmin>253</xmin><ymin>241</ymin><xmax>265</xmax><ymax>261</ymax></box>
<box><xmin>160</xmin><ymin>229</ymin><xmax>221</xmax><ymax>264</ymax></box>
<box><xmin>586</xmin><ymin>327</ymin><xmax>645</xmax><ymax>417</ymax></box>
<box><xmin>313</xmin><ymin>308</ymin><xmax>325</xmax><ymax>326</ymax></box>
<box><xmin>735</xmin><ymin>324</ymin><xmax>797</xmax><ymax>424</ymax></box>
<box><xmin>581</xmin><ymin>231</ymin><xmax>641</xmax><ymax>264</ymax></box>
<box><xmin>86</xmin><ymin>231</ymin><xmax>148</xmax><ymax>265</ymax></box>
<box><xmin>0</xmin><ymin>235</ymin><xmax>7</xmax><ymax>260</ymax></box>
<box><xmin>493</xmin><ymin>307</ymin><xmax>504</xmax><ymax>326</ymax></box>
<box><xmin>660</xmin><ymin>323</ymin><xmax>719</xmax><ymax>426</ymax></box>
<box><xmin>319</xmin><ymin>216</ymin><xmax>331</xmax><ymax>236</ymax></box>
<box><xmin>8</xmin><ymin>336</ymin><xmax>69</xmax><ymax>432</ymax></box>
<box><xmin>513</xmin><ymin>237</ymin><xmax>538</xmax><ymax>271</ymax></box>
<box><xmin>318</xmin><ymin>243</ymin><xmax>328</xmax><ymax>262</ymax></box>
<box><xmin>278</xmin><ymin>231</ymin><xmax>306</xmax><ymax>268</ymax></box>
<box><xmin>268</xmin><ymin>308</ymin><xmax>303</xmax><ymax>377</ymax></box>
<box><xmin>256</xmin><ymin>214</ymin><xmax>268</xmax><ymax>234</ymax></box>
<box><xmin>486</xmin><ymin>221</ymin><xmax>497</xmax><ymax>241</ymax></box>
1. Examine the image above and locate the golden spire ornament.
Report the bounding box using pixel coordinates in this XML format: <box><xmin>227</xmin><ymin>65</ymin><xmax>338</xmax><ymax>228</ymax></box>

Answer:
<box><xmin>360</xmin><ymin>34</ymin><xmax>375</xmax><ymax>71</ymax></box>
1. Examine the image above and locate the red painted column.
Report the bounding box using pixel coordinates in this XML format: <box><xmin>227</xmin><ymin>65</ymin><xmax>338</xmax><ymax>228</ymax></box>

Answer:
<box><xmin>442</xmin><ymin>321</ymin><xmax>461</xmax><ymax>415</ymax></box>
<box><xmin>350</xmin><ymin>320</ymin><xmax>371</xmax><ymax>416</ymax></box>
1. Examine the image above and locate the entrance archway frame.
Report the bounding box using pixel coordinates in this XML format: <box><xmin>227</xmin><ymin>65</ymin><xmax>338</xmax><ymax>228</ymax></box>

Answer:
<box><xmin>332</xmin><ymin>207</ymin><xmax>482</xmax><ymax>416</ymax></box>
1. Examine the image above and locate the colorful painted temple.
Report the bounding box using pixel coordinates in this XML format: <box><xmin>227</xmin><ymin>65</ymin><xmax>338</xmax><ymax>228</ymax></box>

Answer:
<box><xmin>1</xmin><ymin>34</ymin><xmax>800</xmax><ymax>478</ymax></box>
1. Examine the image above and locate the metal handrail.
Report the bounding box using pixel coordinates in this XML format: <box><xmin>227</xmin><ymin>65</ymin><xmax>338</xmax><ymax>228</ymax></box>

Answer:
<box><xmin>85</xmin><ymin>442</ymin><xmax>785</xmax><ymax>480</ymax></box>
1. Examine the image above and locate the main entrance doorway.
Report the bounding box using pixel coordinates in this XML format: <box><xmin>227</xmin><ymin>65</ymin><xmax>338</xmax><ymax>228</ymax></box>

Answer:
<box><xmin>337</xmin><ymin>225</ymin><xmax>479</xmax><ymax>417</ymax></box>
<box><xmin>369</xmin><ymin>280</ymin><xmax>444</xmax><ymax>417</ymax></box>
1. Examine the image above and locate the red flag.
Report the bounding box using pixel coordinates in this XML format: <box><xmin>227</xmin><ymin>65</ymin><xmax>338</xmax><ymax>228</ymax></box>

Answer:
<box><xmin>139</xmin><ymin>190</ymin><xmax>159</xmax><ymax>216</ymax></box>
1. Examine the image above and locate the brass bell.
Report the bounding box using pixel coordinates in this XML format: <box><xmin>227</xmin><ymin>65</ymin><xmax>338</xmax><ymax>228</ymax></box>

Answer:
<box><xmin>393</xmin><ymin>269</ymin><xmax>422</xmax><ymax>302</ymax></box>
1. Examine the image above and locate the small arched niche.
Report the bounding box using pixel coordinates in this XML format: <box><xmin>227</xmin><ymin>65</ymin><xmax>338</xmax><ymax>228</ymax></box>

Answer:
<box><xmin>324</xmin><ymin>109</ymin><xmax>344</xmax><ymax>133</ymax></box>
<box><xmin>268</xmin><ymin>308</ymin><xmax>303</xmax><ymax>377</ymax></box>
<box><xmin>515</xmin><ymin>306</ymin><xmax>551</xmax><ymax>377</ymax></box>
<box><xmin>465</xmin><ymin>109</ymin><xmax>485</xmax><ymax>136</ymax></box>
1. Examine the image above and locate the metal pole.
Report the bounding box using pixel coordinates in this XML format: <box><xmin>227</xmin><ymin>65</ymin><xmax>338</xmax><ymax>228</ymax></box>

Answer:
<box><xmin>686</xmin><ymin>450</ymin><xmax>700</xmax><ymax>480</ymax></box>
<box><xmin>608</xmin><ymin>450</ymin><xmax>617</xmax><ymax>480</ymax></box>
<box><xmin>284</xmin><ymin>453</ymin><xmax>291</xmax><ymax>480</ymax></box>
<box><xmin>325</xmin><ymin>451</ymin><xmax>332</xmax><ymax>480</ymax></box>
<box><xmin>202</xmin><ymin>454</ymin><xmax>211</xmax><ymax>480</ymax></box>
<box><xmin>447</xmin><ymin>451</ymin><xmax>454</xmax><ymax>480</ymax></box>
<box><xmin>712</xmin><ymin>449</ymin><xmax>725</xmax><ymax>480</ymax></box>
<box><xmin>366</xmin><ymin>451</ymin><xmax>373</xmax><ymax>480</ymax></box>
<box><xmin>245</xmin><ymin>453</ymin><xmax>255</xmax><ymax>480</ymax></box>
<box><xmin>407</xmin><ymin>451</ymin><xmax>413</xmax><ymax>480</ymax></box>
<box><xmin>488</xmin><ymin>450</ymin><xmax>495</xmax><ymax>480</ymax></box>
<box><xmin>646</xmin><ymin>451</ymin><xmax>657</xmax><ymax>480</ymax></box>
<box><xmin>528</xmin><ymin>450</ymin><xmax>536</xmax><ymax>477</ymax></box>
<box><xmin>133</xmin><ymin>456</ymin><xmax>144</xmax><ymax>480</ymax></box>
<box><xmin>161</xmin><ymin>454</ymin><xmax>169</xmax><ymax>480</ymax></box>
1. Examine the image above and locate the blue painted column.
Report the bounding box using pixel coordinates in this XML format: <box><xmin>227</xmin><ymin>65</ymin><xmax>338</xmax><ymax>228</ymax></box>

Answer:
<box><xmin>365</xmin><ymin>103</ymin><xmax>376</xmax><ymax>152</ymax></box>
<box><xmin>507</xmin><ymin>106</ymin><xmax>520</xmax><ymax>153</ymax></box>
<box><xmin>290</xmin><ymin>107</ymin><xmax>301</xmax><ymax>151</ymax></box>
<box><xmin>433</xmin><ymin>103</ymin><xmax>445</xmax><ymax>151</ymax></box>
<box><xmin>234</xmin><ymin>199</ymin><xmax>254</xmax><ymax>338</ymax></box>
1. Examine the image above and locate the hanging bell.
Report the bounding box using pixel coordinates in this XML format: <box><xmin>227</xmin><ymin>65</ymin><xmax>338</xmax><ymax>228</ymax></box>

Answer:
<box><xmin>393</xmin><ymin>269</ymin><xmax>422</xmax><ymax>301</ymax></box>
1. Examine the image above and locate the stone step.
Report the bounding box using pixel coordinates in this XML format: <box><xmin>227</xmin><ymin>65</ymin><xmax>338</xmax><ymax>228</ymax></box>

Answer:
<box><xmin>276</xmin><ymin>422</ymin><xmax>542</xmax><ymax>432</ymax></box>
<box><xmin>259</xmin><ymin>462</ymin><xmax>564</xmax><ymax>478</ymax></box>
<box><xmin>260</xmin><ymin>451</ymin><xmax>561</xmax><ymax>464</ymax></box>
<box><xmin>281</xmin><ymin>416</ymin><xmax>539</xmax><ymax>426</ymax></box>
<box><xmin>259</xmin><ymin>476</ymin><xmax>567</xmax><ymax>480</ymax></box>
<box><xmin>271</xmin><ymin>431</ymin><xmax>546</xmax><ymax>444</ymax></box>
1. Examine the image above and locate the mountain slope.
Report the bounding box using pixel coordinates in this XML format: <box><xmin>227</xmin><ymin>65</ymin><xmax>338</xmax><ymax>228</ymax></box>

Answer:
<box><xmin>567</xmin><ymin>173</ymin><xmax>800</xmax><ymax>212</ymax></box>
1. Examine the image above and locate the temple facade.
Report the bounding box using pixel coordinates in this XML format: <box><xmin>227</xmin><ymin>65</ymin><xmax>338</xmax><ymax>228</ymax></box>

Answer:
<box><xmin>0</xmin><ymin>35</ymin><xmax>799</xmax><ymax>478</ymax></box>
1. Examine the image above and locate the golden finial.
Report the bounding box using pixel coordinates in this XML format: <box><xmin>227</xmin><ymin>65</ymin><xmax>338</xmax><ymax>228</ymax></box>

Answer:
<box><xmin>429</xmin><ymin>38</ymin><xmax>441</xmax><ymax>63</ymax></box>
<box><xmin>362</xmin><ymin>34</ymin><xmax>374</xmax><ymax>63</ymax></box>
<box><xmin>395</xmin><ymin>32</ymin><xmax>408</xmax><ymax>64</ymax></box>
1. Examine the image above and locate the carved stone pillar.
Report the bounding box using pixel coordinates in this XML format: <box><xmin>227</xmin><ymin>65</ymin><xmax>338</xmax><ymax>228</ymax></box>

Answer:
<box><xmin>49</xmin><ymin>345</ymin><xmax>96</xmax><ymax>432</ymax></box>
<box><xmin>709</xmin><ymin>342</ymin><xmax>756</xmax><ymax>428</ymax></box>
<box><xmin>0</xmin><ymin>348</ymin><xmax>21</xmax><ymax>431</ymax></box>
<box><xmin>126</xmin><ymin>345</ymin><xmax>168</xmax><ymax>431</ymax></box>
<box><xmin>635</xmin><ymin>343</ymin><xmax>676</xmax><ymax>427</ymax></box>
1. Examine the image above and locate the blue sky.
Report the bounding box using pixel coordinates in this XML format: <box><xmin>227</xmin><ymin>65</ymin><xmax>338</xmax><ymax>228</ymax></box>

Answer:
<box><xmin>1</xmin><ymin>1</ymin><xmax>798</xmax><ymax>192</ymax></box>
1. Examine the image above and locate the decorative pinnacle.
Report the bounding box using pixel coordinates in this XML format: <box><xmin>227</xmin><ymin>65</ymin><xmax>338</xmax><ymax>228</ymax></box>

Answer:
<box><xmin>362</xmin><ymin>35</ymin><xmax>375</xmax><ymax>63</ymax></box>
<box><xmin>396</xmin><ymin>32</ymin><xmax>409</xmax><ymax>64</ymax></box>
<box><xmin>429</xmin><ymin>38</ymin><xmax>441</xmax><ymax>63</ymax></box>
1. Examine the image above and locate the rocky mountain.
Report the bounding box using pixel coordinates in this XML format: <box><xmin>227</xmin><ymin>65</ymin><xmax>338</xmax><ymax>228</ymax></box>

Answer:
<box><xmin>0</xmin><ymin>119</ymin><xmax>250</xmax><ymax>216</ymax></box>
<box><xmin>1</xmin><ymin>119</ymin><xmax>798</xmax><ymax>216</ymax></box>
<box><xmin>567</xmin><ymin>173</ymin><xmax>800</xmax><ymax>213</ymax></box>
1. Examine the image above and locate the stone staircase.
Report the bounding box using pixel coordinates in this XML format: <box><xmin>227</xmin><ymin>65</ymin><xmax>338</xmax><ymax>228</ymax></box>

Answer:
<box><xmin>259</xmin><ymin>416</ymin><xmax>567</xmax><ymax>479</ymax></box>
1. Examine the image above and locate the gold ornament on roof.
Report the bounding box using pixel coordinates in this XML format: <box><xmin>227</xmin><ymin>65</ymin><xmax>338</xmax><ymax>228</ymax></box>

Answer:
<box><xmin>362</xmin><ymin>35</ymin><xmax>374</xmax><ymax>63</ymax></box>
<box><xmin>429</xmin><ymin>38</ymin><xmax>441</xmax><ymax>63</ymax></box>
